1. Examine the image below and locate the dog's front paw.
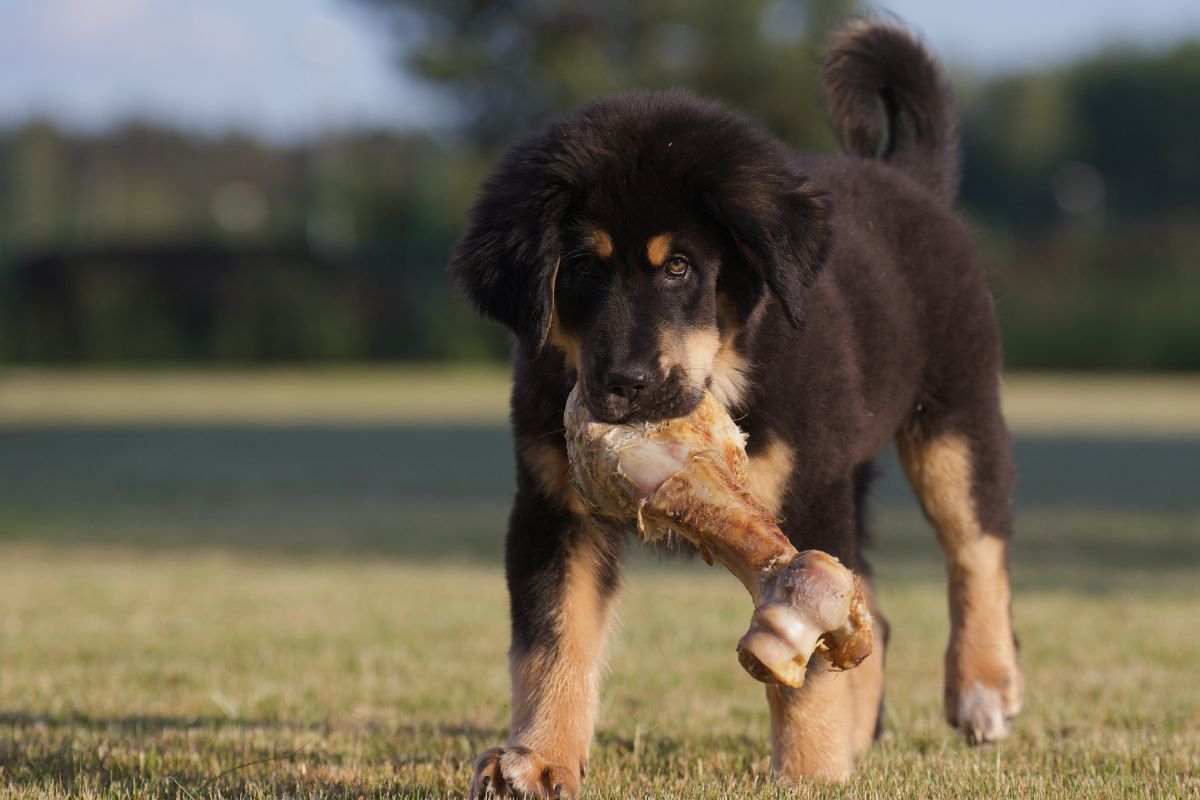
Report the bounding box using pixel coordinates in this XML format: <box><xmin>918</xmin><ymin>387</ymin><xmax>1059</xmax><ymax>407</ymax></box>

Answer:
<box><xmin>469</xmin><ymin>745</ymin><xmax>580</xmax><ymax>799</ymax></box>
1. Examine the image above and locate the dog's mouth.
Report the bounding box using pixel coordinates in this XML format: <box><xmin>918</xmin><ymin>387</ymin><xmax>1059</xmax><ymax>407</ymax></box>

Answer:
<box><xmin>581</xmin><ymin>369</ymin><xmax>705</xmax><ymax>425</ymax></box>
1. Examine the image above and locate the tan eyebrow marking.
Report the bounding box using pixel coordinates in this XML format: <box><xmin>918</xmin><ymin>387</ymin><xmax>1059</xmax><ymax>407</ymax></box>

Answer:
<box><xmin>589</xmin><ymin>229</ymin><xmax>614</xmax><ymax>259</ymax></box>
<box><xmin>646</xmin><ymin>233</ymin><xmax>672</xmax><ymax>267</ymax></box>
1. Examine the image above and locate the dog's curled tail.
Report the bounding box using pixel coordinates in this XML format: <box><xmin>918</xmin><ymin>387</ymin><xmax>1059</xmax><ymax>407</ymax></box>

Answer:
<box><xmin>823</xmin><ymin>21</ymin><xmax>959</xmax><ymax>202</ymax></box>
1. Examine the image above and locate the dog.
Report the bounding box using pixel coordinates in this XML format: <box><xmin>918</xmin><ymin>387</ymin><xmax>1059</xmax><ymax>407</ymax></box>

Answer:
<box><xmin>450</xmin><ymin>21</ymin><xmax>1023</xmax><ymax>796</ymax></box>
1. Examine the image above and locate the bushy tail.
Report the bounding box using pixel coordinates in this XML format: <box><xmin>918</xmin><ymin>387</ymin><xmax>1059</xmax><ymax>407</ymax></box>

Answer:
<box><xmin>823</xmin><ymin>21</ymin><xmax>959</xmax><ymax>202</ymax></box>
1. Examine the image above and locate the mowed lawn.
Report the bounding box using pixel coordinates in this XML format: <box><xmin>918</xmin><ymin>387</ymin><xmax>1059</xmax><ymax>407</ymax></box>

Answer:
<box><xmin>1</xmin><ymin>369</ymin><xmax>1198</xmax><ymax>799</ymax></box>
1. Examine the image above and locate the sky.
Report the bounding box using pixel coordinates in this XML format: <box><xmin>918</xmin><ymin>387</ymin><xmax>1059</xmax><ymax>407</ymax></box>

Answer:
<box><xmin>2</xmin><ymin>0</ymin><xmax>1199</xmax><ymax>141</ymax></box>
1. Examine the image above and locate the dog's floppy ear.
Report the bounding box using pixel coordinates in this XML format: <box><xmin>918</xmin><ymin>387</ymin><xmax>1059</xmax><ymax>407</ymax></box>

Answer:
<box><xmin>449</xmin><ymin>131</ymin><xmax>571</xmax><ymax>352</ymax></box>
<box><xmin>707</xmin><ymin>169</ymin><xmax>831</xmax><ymax>328</ymax></box>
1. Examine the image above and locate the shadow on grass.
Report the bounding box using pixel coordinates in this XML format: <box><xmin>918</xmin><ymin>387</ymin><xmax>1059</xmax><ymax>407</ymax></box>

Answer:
<box><xmin>0</xmin><ymin>711</ymin><xmax>499</xmax><ymax>797</ymax></box>
<box><xmin>0</xmin><ymin>710</ymin><xmax>316</xmax><ymax>733</ymax></box>
<box><xmin>0</xmin><ymin>711</ymin><xmax>498</xmax><ymax>741</ymax></box>
<box><xmin>1</xmin><ymin>423</ymin><xmax>1196</xmax><ymax>580</ymax></box>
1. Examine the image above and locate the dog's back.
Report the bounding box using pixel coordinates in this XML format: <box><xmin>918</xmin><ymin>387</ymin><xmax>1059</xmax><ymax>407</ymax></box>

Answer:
<box><xmin>751</xmin><ymin>24</ymin><xmax>1000</xmax><ymax>471</ymax></box>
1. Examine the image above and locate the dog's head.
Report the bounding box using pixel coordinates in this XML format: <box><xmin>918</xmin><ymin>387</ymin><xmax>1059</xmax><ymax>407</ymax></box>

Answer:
<box><xmin>451</xmin><ymin>91</ymin><xmax>830</xmax><ymax>423</ymax></box>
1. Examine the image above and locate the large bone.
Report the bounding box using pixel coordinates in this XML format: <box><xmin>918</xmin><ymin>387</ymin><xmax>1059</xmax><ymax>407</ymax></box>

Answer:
<box><xmin>564</xmin><ymin>387</ymin><xmax>872</xmax><ymax>688</ymax></box>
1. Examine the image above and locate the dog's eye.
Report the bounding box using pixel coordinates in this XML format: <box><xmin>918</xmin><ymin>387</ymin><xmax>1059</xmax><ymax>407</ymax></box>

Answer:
<box><xmin>664</xmin><ymin>254</ymin><xmax>690</xmax><ymax>279</ymax></box>
<box><xmin>565</xmin><ymin>253</ymin><xmax>598</xmax><ymax>277</ymax></box>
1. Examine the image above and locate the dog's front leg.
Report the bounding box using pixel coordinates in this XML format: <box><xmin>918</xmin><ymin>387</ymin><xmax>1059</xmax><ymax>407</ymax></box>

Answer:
<box><xmin>469</xmin><ymin>483</ymin><xmax>622</xmax><ymax>800</ymax></box>
<box><xmin>765</xmin><ymin>577</ymin><xmax>887</xmax><ymax>783</ymax></box>
<box><xmin>766</xmin><ymin>615</ymin><xmax>886</xmax><ymax>783</ymax></box>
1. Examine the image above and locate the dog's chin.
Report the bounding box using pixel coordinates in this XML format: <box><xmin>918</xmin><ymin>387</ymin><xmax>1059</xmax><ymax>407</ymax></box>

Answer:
<box><xmin>583</xmin><ymin>384</ymin><xmax>705</xmax><ymax>425</ymax></box>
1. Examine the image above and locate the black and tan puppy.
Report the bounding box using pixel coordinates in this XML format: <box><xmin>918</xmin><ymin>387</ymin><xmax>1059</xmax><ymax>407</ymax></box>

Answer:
<box><xmin>451</xmin><ymin>21</ymin><xmax>1022</xmax><ymax>796</ymax></box>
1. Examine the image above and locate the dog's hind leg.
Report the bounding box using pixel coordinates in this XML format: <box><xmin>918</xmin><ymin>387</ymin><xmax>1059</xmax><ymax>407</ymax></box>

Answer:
<box><xmin>469</xmin><ymin>461</ymin><xmax>623</xmax><ymax>800</ymax></box>
<box><xmin>897</xmin><ymin>389</ymin><xmax>1023</xmax><ymax>744</ymax></box>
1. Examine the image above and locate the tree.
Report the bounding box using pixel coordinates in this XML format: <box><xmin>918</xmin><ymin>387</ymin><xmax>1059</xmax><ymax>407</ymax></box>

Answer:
<box><xmin>357</xmin><ymin>0</ymin><xmax>858</xmax><ymax>152</ymax></box>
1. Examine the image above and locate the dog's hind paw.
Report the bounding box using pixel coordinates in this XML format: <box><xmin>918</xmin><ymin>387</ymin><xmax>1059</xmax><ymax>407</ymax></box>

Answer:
<box><xmin>945</xmin><ymin>631</ymin><xmax>1023</xmax><ymax>745</ymax></box>
<box><xmin>951</xmin><ymin>681</ymin><xmax>1016</xmax><ymax>745</ymax></box>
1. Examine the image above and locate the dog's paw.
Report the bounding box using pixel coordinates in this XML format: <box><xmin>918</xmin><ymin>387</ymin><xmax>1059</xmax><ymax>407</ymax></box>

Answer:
<box><xmin>951</xmin><ymin>681</ymin><xmax>1012</xmax><ymax>744</ymax></box>
<box><xmin>469</xmin><ymin>746</ymin><xmax>580</xmax><ymax>799</ymax></box>
<box><xmin>946</xmin><ymin>659</ymin><xmax>1023</xmax><ymax>745</ymax></box>
<box><xmin>944</xmin><ymin>624</ymin><xmax>1023</xmax><ymax>746</ymax></box>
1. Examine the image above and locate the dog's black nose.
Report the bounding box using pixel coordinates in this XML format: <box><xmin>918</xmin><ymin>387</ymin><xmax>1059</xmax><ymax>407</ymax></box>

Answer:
<box><xmin>605</xmin><ymin>367</ymin><xmax>649</xmax><ymax>401</ymax></box>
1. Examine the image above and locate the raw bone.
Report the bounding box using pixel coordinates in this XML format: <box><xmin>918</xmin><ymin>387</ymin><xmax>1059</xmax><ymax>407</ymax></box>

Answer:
<box><xmin>564</xmin><ymin>387</ymin><xmax>872</xmax><ymax>688</ymax></box>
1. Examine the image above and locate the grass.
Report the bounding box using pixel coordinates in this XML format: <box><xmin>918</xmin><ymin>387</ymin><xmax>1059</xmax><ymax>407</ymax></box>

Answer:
<box><xmin>1</xmin><ymin>368</ymin><xmax>1198</xmax><ymax>798</ymax></box>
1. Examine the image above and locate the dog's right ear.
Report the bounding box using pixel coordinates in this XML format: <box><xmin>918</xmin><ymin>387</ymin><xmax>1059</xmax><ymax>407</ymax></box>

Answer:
<box><xmin>449</xmin><ymin>130</ymin><xmax>571</xmax><ymax>353</ymax></box>
<box><xmin>705</xmin><ymin>168</ymin><xmax>831</xmax><ymax>330</ymax></box>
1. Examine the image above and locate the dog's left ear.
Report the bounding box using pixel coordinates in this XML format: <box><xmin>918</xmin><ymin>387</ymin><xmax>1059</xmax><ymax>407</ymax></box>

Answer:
<box><xmin>707</xmin><ymin>169</ymin><xmax>831</xmax><ymax>328</ymax></box>
<box><xmin>449</xmin><ymin>130</ymin><xmax>571</xmax><ymax>352</ymax></box>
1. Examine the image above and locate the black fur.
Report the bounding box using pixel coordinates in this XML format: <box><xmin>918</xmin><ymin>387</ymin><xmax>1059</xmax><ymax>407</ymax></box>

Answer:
<box><xmin>449</xmin><ymin>130</ymin><xmax>573</xmax><ymax>352</ymax></box>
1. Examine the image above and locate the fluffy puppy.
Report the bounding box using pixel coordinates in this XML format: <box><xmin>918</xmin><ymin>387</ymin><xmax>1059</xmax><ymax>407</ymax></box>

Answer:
<box><xmin>453</xmin><ymin>21</ymin><xmax>1022</xmax><ymax>796</ymax></box>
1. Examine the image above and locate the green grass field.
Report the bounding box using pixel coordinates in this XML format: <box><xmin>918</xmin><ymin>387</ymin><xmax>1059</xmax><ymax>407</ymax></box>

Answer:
<box><xmin>1</xmin><ymin>369</ymin><xmax>1198</xmax><ymax>798</ymax></box>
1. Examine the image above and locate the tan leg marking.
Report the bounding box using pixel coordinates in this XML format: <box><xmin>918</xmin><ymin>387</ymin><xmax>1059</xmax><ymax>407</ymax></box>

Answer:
<box><xmin>646</xmin><ymin>233</ymin><xmax>672</xmax><ymax>267</ymax></box>
<box><xmin>745</xmin><ymin>438</ymin><xmax>794</xmax><ymax>518</ymax></box>
<box><xmin>508</xmin><ymin>532</ymin><xmax>615</xmax><ymax>780</ymax></box>
<box><xmin>521</xmin><ymin>443</ymin><xmax>587</xmax><ymax>515</ymax></box>
<box><xmin>898</xmin><ymin>434</ymin><xmax>980</xmax><ymax>550</ymax></box>
<box><xmin>897</xmin><ymin>432</ymin><xmax>1022</xmax><ymax>742</ymax></box>
<box><xmin>766</xmin><ymin>589</ymin><xmax>885</xmax><ymax>783</ymax></box>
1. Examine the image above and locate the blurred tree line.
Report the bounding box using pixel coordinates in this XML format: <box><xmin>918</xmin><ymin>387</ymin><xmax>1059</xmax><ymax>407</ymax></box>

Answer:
<box><xmin>1</xmin><ymin>0</ymin><xmax>1198</xmax><ymax>369</ymax></box>
<box><xmin>0</xmin><ymin>122</ymin><xmax>500</xmax><ymax>361</ymax></box>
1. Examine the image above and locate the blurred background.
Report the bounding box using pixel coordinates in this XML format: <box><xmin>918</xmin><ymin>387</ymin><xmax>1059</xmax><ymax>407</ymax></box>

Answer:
<box><xmin>3</xmin><ymin>0</ymin><xmax>1200</xmax><ymax>369</ymax></box>
<box><xmin>1</xmin><ymin>3</ymin><xmax>1198</xmax><ymax>797</ymax></box>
